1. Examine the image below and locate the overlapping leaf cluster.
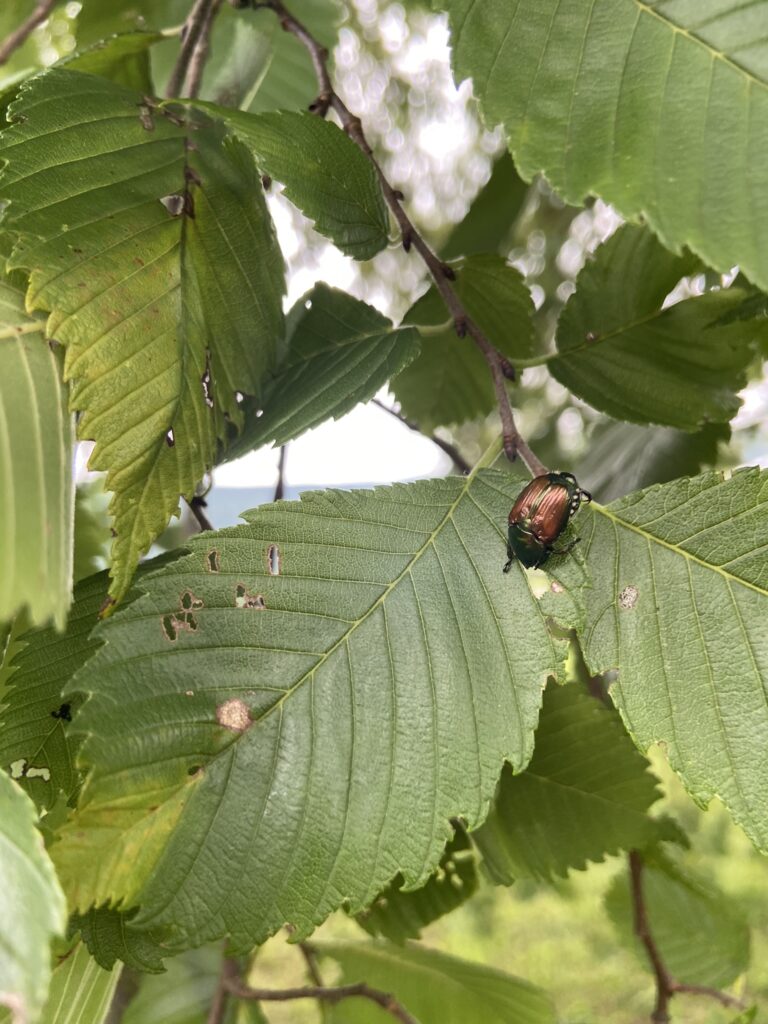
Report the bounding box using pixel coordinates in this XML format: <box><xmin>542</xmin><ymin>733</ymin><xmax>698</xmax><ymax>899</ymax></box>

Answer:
<box><xmin>1</xmin><ymin>1</ymin><xmax>768</xmax><ymax>1021</ymax></box>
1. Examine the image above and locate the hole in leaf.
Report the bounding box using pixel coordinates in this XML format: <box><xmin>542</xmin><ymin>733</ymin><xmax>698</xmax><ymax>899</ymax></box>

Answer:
<box><xmin>267</xmin><ymin>544</ymin><xmax>281</xmax><ymax>576</ymax></box>
<box><xmin>165</xmin><ymin>428</ymin><xmax>175</xmax><ymax>447</ymax></box>
<box><xmin>201</xmin><ymin>355</ymin><xmax>214</xmax><ymax>408</ymax></box>
<box><xmin>161</xmin><ymin>194</ymin><xmax>185</xmax><ymax>217</ymax></box>
<box><xmin>51</xmin><ymin>703</ymin><xmax>72</xmax><ymax>722</ymax></box>
<box><xmin>206</xmin><ymin>549</ymin><xmax>221</xmax><ymax>572</ymax></box>
<box><xmin>235</xmin><ymin>583</ymin><xmax>266</xmax><ymax>609</ymax></box>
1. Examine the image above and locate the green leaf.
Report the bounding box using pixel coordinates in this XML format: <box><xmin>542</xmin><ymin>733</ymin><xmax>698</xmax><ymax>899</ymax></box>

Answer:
<box><xmin>317</xmin><ymin>940</ymin><xmax>556</xmax><ymax>1024</ymax></box>
<box><xmin>392</xmin><ymin>255</ymin><xmax>536</xmax><ymax>430</ymax></box>
<box><xmin>74</xmin><ymin>0</ymin><xmax>189</xmax><ymax>46</ymax></box>
<box><xmin>54</xmin><ymin>467</ymin><xmax>580</xmax><ymax>949</ymax></box>
<box><xmin>247</xmin><ymin>0</ymin><xmax>342</xmax><ymax>114</ymax></box>
<box><xmin>197</xmin><ymin>106</ymin><xmax>389</xmax><ymax>260</ymax></box>
<box><xmin>442</xmin><ymin>0</ymin><xmax>768</xmax><ymax>292</ymax></box>
<box><xmin>73</xmin><ymin>907</ymin><xmax>166</xmax><ymax>974</ymax></box>
<box><xmin>576</xmin><ymin>420</ymin><xmax>728</xmax><ymax>503</ymax></box>
<box><xmin>0</xmin><ymin>69</ymin><xmax>285</xmax><ymax>603</ymax></box>
<box><xmin>356</xmin><ymin>826</ymin><xmax>478</xmax><ymax>943</ymax></box>
<box><xmin>121</xmin><ymin>947</ymin><xmax>265</xmax><ymax>1024</ymax></box>
<box><xmin>441</xmin><ymin>152</ymin><xmax>528</xmax><ymax>260</ymax></box>
<box><xmin>0</xmin><ymin>2</ymin><xmax>42</xmax><ymax>79</ymax></box>
<box><xmin>473</xmin><ymin>682</ymin><xmax>665</xmax><ymax>884</ymax></box>
<box><xmin>549</xmin><ymin>226</ymin><xmax>765</xmax><ymax>429</ymax></box>
<box><xmin>37</xmin><ymin>942</ymin><xmax>119</xmax><ymax>1024</ymax></box>
<box><xmin>224</xmin><ymin>284</ymin><xmax>421</xmax><ymax>460</ymax></box>
<box><xmin>62</xmin><ymin>30</ymin><xmax>163</xmax><ymax>92</ymax></box>
<box><xmin>73</xmin><ymin>481</ymin><xmax>111</xmax><ymax>584</ymax></box>
<box><xmin>606</xmin><ymin>851</ymin><xmax>749</xmax><ymax>989</ymax></box>
<box><xmin>0</xmin><ymin>571</ymin><xmax>107</xmax><ymax>809</ymax></box>
<box><xmin>0</xmin><ymin>771</ymin><xmax>67</xmax><ymax>1023</ymax></box>
<box><xmin>554</xmin><ymin>468</ymin><xmax>768</xmax><ymax>853</ymax></box>
<box><xmin>201</xmin><ymin>10</ymin><xmax>273</xmax><ymax>110</ymax></box>
<box><xmin>0</xmin><ymin>275</ymin><xmax>74</xmax><ymax>629</ymax></box>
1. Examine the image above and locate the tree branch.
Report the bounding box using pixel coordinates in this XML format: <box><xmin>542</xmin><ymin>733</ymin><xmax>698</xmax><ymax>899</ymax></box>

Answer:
<box><xmin>166</xmin><ymin>0</ymin><xmax>221</xmax><ymax>99</ymax></box>
<box><xmin>251</xmin><ymin>0</ymin><xmax>545</xmax><ymax>477</ymax></box>
<box><xmin>274</xmin><ymin>444</ymin><xmax>288</xmax><ymax>501</ymax></box>
<box><xmin>188</xmin><ymin>495</ymin><xmax>214</xmax><ymax>532</ymax></box>
<box><xmin>628</xmin><ymin>851</ymin><xmax>745</xmax><ymax>1023</ymax></box>
<box><xmin>298</xmin><ymin>941</ymin><xmax>325</xmax><ymax>987</ymax></box>
<box><xmin>0</xmin><ymin>0</ymin><xmax>55</xmax><ymax>66</ymax></box>
<box><xmin>373</xmin><ymin>398</ymin><xmax>471</xmax><ymax>475</ymax></box>
<box><xmin>224</xmin><ymin>977</ymin><xmax>419</xmax><ymax>1024</ymax></box>
<box><xmin>183</xmin><ymin>0</ymin><xmax>223</xmax><ymax>99</ymax></box>
<box><xmin>206</xmin><ymin>956</ymin><xmax>239</xmax><ymax>1024</ymax></box>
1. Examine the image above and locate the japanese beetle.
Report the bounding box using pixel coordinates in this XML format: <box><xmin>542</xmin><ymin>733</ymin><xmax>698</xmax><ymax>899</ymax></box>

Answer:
<box><xmin>503</xmin><ymin>471</ymin><xmax>591</xmax><ymax>572</ymax></box>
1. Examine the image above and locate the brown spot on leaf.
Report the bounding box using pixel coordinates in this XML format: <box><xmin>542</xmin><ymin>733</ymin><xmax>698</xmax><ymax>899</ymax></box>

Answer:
<box><xmin>619</xmin><ymin>585</ymin><xmax>638</xmax><ymax>610</ymax></box>
<box><xmin>217</xmin><ymin>698</ymin><xmax>251</xmax><ymax>732</ymax></box>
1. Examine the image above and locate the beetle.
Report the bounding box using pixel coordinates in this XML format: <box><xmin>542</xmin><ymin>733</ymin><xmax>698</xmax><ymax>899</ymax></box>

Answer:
<box><xmin>503</xmin><ymin>471</ymin><xmax>591</xmax><ymax>572</ymax></box>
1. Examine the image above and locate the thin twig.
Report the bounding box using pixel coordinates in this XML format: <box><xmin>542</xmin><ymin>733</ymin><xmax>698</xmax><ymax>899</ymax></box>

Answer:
<box><xmin>670</xmin><ymin>981</ymin><xmax>744</xmax><ymax>1010</ymax></box>
<box><xmin>252</xmin><ymin>0</ymin><xmax>545</xmax><ymax>477</ymax></box>
<box><xmin>0</xmin><ymin>0</ymin><xmax>56</xmax><ymax>65</ymax></box>
<box><xmin>224</xmin><ymin>978</ymin><xmax>419</xmax><ymax>1024</ymax></box>
<box><xmin>104</xmin><ymin>968</ymin><xmax>140</xmax><ymax>1024</ymax></box>
<box><xmin>274</xmin><ymin>445</ymin><xmax>288</xmax><ymax>501</ymax></box>
<box><xmin>188</xmin><ymin>495</ymin><xmax>214</xmax><ymax>531</ymax></box>
<box><xmin>207</xmin><ymin>957</ymin><xmax>239</xmax><ymax>1024</ymax></box>
<box><xmin>373</xmin><ymin>398</ymin><xmax>471</xmax><ymax>474</ymax></box>
<box><xmin>298</xmin><ymin>941</ymin><xmax>325</xmax><ymax>987</ymax></box>
<box><xmin>183</xmin><ymin>0</ymin><xmax>223</xmax><ymax>98</ymax></box>
<box><xmin>628</xmin><ymin>851</ymin><xmax>745</xmax><ymax>1023</ymax></box>
<box><xmin>166</xmin><ymin>0</ymin><xmax>218</xmax><ymax>98</ymax></box>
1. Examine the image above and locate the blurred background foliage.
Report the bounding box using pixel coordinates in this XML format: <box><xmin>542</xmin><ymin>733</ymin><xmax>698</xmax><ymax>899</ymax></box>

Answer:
<box><xmin>3</xmin><ymin>0</ymin><xmax>768</xmax><ymax>1019</ymax></box>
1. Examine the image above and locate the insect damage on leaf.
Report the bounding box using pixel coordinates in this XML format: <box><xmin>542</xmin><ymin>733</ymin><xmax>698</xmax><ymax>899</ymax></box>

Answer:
<box><xmin>216</xmin><ymin>698</ymin><xmax>251</xmax><ymax>732</ymax></box>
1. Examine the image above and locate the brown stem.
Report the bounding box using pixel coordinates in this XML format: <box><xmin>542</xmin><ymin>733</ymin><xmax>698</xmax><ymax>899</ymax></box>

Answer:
<box><xmin>670</xmin><ymin>982</ymin><xmax>744</xmax><ymax>1010</ymax></box>
<box><xmin>104</xmin><ymin>968</ymin><xmax>140</xmax><ymax>1024</ymax></box>
<box><xmin>628</xmin><ymin>851</ymin><xmax>745</xmax><ymax>1022</ymax></box>
<box><xmin>253</xmin><ymin>0</ymin><xmax>545</xmax><ymax>477</ymax></box>
<box><xmin>274</xmin><ymin>444</ymin><xmax>288</xmax><ymax>501</ymax></box>
<box><xmin>298</xmin><ymin>941</ymin><xmax>325</xmax><ymax>987</ymax></box>
<box><xmin>188</xmin><ymin>495</ymin><xmax>214</xmax><ymax>531</ymax></box>
<box><xmin>0</xmin><ymin>0</ymin><xmax>56</xmax><ymax>65</ymax></box>
<box><xmin>207</xmin><ymin>957</ymin><xmax>239</xmax><ymax>1024</ymax></box>
<box><xmin>224</xmin><ymin>978</ymin><xmax>419</xmax><ymax>1024</ymax></box>
<box><xmin>183</xmin><ymin>0</ymin><xmax>223</xmax><ymax>99</ymax></box>
<box><xmin>373</xmin><ymin>398</ymin><xmax>471</xmax><ymax>475</ymax></box>
<box><xmin>629</xmin><ymin>850</ymin><xmax>673</xmax><ymax>1023</ymax></box>
<box><xmin>166</xmin><ymin>0</ymin><xmax>219</xmax><ymax>98</ymax></box>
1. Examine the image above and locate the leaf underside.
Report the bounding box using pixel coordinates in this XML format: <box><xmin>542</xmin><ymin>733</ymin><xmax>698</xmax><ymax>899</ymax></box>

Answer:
<box><xmin>474</xmin><ymin>681</ymin><xmax>665</xmax><ymax>884</ymax></box>
<box><xmin>0</xmin><ymin>69</ymin><xmax>285</xmax><ymax>602</ymax></box>
<box><xmin>55</xmin><ymin>469</ymin><xmax>580</xmax><ymax>950</ymax></box>
<box><xmin>0</xmin><ymin>276</ymin><xmax>73</xmax><ymax>628</ymax></box>
<box><xmin>554</xmin><ymin>468</ymin><xmax>768</xmax><ymax>852</ymax></box>
<box><xmin>444</xmin><ymin>0</ymin><xmax>768</xmax><ymax>292</ymax></box>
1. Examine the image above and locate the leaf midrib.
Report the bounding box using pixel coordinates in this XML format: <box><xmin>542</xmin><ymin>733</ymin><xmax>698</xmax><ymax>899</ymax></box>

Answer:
<box><xmin>252</xmin><ymin>474</ymin><xmax>477</xmax><ymax>729</ymax></box>
<box><xmin>594</xmin><ymin>501</ymin><xmax>768</xmax><ymax>597</ymax></box>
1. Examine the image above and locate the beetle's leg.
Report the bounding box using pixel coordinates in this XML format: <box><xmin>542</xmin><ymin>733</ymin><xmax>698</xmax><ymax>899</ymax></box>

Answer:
<box><xmin>552</xmin><ymin>537</ymin><xmax>581</xmax><ymax>555</ymax></box>
<box><xmin>503</xmin><ymin>540</ymin><xmax>515</xmax><ymax>573</ymax></box>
